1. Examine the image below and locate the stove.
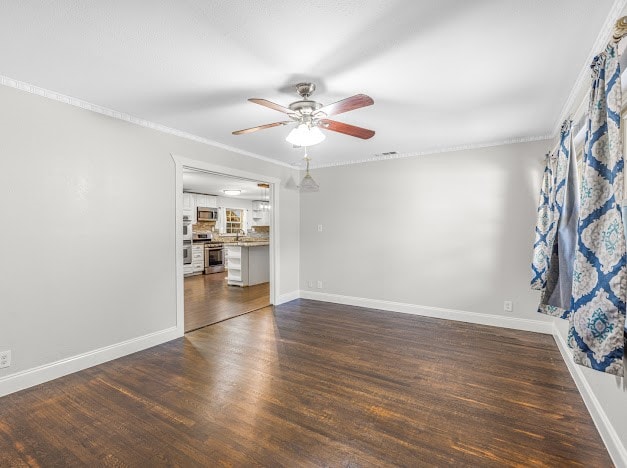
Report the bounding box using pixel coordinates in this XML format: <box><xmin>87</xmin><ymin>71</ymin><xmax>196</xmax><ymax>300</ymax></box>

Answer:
<box><xmin>204</xmin><ymin>241</ymin><xmax>223</xmax><ymax>247</ymax></box>
<box><xmin>204</xmin><ymin>242</ymin><xmax>225</xmax><ymax>274</ymax></box>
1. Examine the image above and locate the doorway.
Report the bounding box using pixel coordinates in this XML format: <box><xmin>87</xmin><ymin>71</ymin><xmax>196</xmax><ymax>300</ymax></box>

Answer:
<box><xmin>172</xmin><ymin>155</ymin><xmax>279</xmax><ymax>336</ymax></box>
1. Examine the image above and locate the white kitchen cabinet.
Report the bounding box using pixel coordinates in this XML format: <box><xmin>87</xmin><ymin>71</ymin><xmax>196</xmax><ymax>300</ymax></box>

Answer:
<box><xmin>191</xmin><ymin>244</ymin><xmax>204</xmax><ymax>273</ymax></box>
<box><xmin>183</xmin><ymin>192</ymin><xmax>194</xmax><ymax>217</ymax></box>
<box><xmin>226</xmin><ymin>245</ymin><xmax>243</xmax><ymax>286</ymax></box>
<box><xmin>251</xmin><ymin>201</ymin><xmax>270</xmax><ymax>226</ymax></box>
<box><xmin>194</xmin><ymin>194</ymin><xmax>217</xmax><ymax>208</ymax></box>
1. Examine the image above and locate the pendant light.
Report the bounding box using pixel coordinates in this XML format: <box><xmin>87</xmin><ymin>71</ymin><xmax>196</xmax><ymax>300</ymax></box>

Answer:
<box><xmin>299</xmin><ymin>150</ymin><xmax>319</xmax><ymax>193</ymax></box>
<box><xmin>257</xmin><ymin>183</ymin><xmax>270</xmax><ymax>210</ymax></box>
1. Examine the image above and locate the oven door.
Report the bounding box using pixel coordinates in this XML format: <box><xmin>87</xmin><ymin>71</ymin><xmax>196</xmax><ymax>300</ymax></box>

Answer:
<box><xmin>183</xmin><ymin>222</ymin><xmax>192</xmax><ymax>241</ymax></box>
<box><xmin>183</xmin><ymin>241</ymin><xmax>192</xmax><ymax>265</ymax></box>
<box><xmin>204</xmin><ymin>246</ymin><xmax>224</xmax><ymax>273</ymax></box>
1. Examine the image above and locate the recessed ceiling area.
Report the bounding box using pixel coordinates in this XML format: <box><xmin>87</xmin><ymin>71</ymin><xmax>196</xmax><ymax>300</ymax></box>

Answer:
<box><xmin>0</xmin><ymin>1</ymin><xmax>616</xmax><ymax>167</ymax></box>
<box><xmin>183</xmin><ymin>169</ymin><xmax>268</xmax><ymax>201</ymax></box>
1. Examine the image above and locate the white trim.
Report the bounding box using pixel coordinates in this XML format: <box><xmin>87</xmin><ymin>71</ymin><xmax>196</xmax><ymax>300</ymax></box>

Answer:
<box><xmin>0</xmin><ymin>74</ymin><xmax>293</xmax><ymax>169</ymax></box>
<box><xmin>299</xmin><ymin>291</ymin><xmax>553</xmax><ymax>334</ymax></box>
<box><xmin>171</xmin><ymin>154</ymin><xmax>281</xmax><ymax>330</ymax></box>
<box><xmin>173</xmin><ymin>155</ymin><xmax>185</xmax><ymax>336</ymax></box>
<box><xmin>276</xmin><ymin>290</ymin><xmax>300</xmax><ymax>305</ymax></box>
<box><xmin>306</xmin><ymin>135</ymin><xmax>553</xmax><ymax>169</ymax></box>
<box><xmin>551</xmin><ymin>323</ymin><xmax>627</xmax><ymax>468</ymax></box>
<box><xmin>0</xmin><ymin>327</ymin><xmax>179</xmax><ymax>398</ymax></box>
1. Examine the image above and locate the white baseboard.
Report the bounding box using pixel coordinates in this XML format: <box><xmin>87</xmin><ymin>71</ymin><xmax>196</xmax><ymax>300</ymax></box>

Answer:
<box><xmin>275</xmin><ymin>290</ymin><xmax>300</xmax><ymax>305</ymax></box>
<box><xmin>0</xmin><ymin>326</ymin><xmax>181</xmax><ymax>398</ymax></box>
<box><xmin>299</xmin><ymin>291</ymin><xmax>553</xmax><ymax>334</ymax></box>
<box><xmin>552</xmin><ymin>324</ymin><xmax>627</xmax><ymax>468</ymax></box>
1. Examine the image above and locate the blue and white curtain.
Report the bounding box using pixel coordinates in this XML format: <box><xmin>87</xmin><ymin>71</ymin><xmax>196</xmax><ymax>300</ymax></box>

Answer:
<box><xmin>568</xmin><ymin>44</ymin><xmax>626</xmax><ymax>376</ymax></box>
<box><xmin>536</xmin><ymin>122</ymin><xmax>580</xmax><ymax>319</ymax></box>
<box><xmin>531</xmin><ymin>153</ymin><xmax>557</xmax><ymax>290</ymax></box>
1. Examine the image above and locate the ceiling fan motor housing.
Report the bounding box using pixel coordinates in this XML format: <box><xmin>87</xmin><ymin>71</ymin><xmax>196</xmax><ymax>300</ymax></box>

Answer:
<box><xmin>295</xmin><ymin>82</ymin><xmax>316</xmax><ymax>99</ymax></box>
<box><xmin>289</xmin><ymin>100</ymin><xmax>323</xmax><ymax>115</ymax></box>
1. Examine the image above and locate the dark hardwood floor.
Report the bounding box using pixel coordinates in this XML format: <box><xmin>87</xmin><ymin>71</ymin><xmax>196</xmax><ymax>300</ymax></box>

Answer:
<box><xmin>184</xmin><ymin>271</ymin><xmax>269</xmax><ymax>332</ymax></box>
<box><xmin>0</xmin><ymin>300</ymin><xmax>612</xmax><ymax>467</ymax></box>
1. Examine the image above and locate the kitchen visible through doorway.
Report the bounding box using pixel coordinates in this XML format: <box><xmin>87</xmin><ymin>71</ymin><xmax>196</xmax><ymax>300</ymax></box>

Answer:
<box><xmin>182</xmin><ymin>168</ymin><xmax>272</xmax><ymax>332</ymax></box>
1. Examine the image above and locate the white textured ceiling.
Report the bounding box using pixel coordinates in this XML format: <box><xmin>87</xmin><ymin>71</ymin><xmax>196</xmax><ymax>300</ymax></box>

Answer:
<box><xmin>0</xmin><ymin>1</ymin><xmax>617</xmax><ymax>167</ymax></box>
<box><xmin>183</xmin><ymin>169</ymin><xmax>268</xmax><ymax>200</ymax></box>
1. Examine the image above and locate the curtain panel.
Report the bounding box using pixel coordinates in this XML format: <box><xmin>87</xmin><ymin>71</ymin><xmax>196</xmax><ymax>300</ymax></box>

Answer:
<box><xmin>537</xmin><ymin>123</ymin><xmax>580</xmax><ymax>319</ymax></box>
<box><xmin>569</xmin><ymin>44</ymin><xmax>626</xmax><ymax>376</ymax></box>
<box><xmin>531</xmin><ymin>152</ymin><xmax>557</xmax><ymax>291</ymax></box>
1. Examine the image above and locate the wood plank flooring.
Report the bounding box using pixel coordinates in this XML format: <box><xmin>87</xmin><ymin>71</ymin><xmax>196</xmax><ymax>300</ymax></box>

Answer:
<box><xmin>0</xmin><ymin>300</ymin><xmax>612</xmax><ymax>467</ymax></box>
<box><xmin>184</xmin><ymin>271</ymin><xmax>269</xmax><ymax>332</ymax></box>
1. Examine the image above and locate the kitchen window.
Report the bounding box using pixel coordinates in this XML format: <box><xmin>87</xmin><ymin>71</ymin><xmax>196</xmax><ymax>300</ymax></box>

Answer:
<box><xmin>225</xmin><ymin>208</ymin><xmax>242</xmax><ymax>233</ymax></box>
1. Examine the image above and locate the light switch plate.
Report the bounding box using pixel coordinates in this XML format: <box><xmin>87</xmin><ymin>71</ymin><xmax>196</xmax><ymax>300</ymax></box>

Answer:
<box><xmin>0</xmin><ymin>350</ymin><xmax>11</xmax><ymax>369</ymax></box>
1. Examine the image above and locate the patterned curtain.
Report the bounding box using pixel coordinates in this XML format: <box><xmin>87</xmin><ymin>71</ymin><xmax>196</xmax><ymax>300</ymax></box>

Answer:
<box><xmin>531</xmin><ymin>153</ymin><xmax>557</xmax><ymax>291</ymax></box>
<box><xmin>569</xmin><ymin>44</ymin><xmax>626</xmax><ymax>376</ymax></box>
<box><xmin>537</xmin><ymin>122</ymin><xmax>580</xmax><ymax>319</ymax></box>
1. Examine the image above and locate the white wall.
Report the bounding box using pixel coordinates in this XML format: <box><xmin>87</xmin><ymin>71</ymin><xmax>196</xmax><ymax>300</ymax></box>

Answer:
<box><xmin>0</xmin><ymin>84</ymin><xmax>300</xmax><ymax>385</ymax></box>
<box><xmin>300</xmin><ymin>141</ymin><xmax>548</xmax><ymax>321</ymax></box>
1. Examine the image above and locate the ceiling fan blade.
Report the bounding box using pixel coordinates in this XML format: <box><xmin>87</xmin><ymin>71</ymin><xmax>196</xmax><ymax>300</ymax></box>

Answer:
<box><xmin>314</xmin><ymin>94</ymin><xmax>374</xmax><ymax>117</ymax></box>
<box><xmin>319</xmin><ymin>119</ymin><xmax>375</xmax><ymax>139</ymax></box>
<box><xmin>248</xmin><ymin>98</ymin><xmax>293</xmax><ymax>114</ymax></box>
<box><xmin>232</xmin><ymin>121</ymin><xmax>291</xmax><ymax>135</ymax></box>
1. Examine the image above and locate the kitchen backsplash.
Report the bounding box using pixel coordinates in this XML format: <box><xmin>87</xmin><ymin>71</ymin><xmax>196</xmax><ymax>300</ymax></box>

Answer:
<box><xmin>192</xmin><ymin>220</ymin><xmax>269</xmax><ymax>240</ymax></box>
<box><xmin>193</xmin><ymin>221</ymin><xmax>216</xmax><ymax>234</ymax></box>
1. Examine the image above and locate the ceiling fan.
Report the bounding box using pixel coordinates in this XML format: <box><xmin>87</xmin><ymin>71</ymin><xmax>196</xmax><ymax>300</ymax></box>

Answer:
<box><xmin>232</xmin><ymin>83</ymin><xmax>375</xmax><ymax>146</ymax></box>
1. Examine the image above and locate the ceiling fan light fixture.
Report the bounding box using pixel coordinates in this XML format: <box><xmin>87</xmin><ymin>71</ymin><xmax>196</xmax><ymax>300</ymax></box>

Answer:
<box><xmin>286</xmin><ymin>123</ymin><xmax>326</xmax><ymax>147</ymax></box>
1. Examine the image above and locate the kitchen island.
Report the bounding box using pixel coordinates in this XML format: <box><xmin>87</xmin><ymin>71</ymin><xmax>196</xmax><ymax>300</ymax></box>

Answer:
<box><xmin>225</xmin><ymin>242</ymin><xmax>269</xmax><ymax>287</ymax></box>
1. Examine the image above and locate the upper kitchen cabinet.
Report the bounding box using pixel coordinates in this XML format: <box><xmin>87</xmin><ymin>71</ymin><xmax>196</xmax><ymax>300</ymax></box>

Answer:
<box><xmin>195</xmin><ymin>194</ymin><xmax>217</xmax><ymax>208</ymax></box>
<box><xmin>183</xmin><ymin>193</ymin><xmax>218</xmax><ymax>224</ymax></box>
<box><xmin>252</xmin><ymin>200</ymin><xmax>270</xmax><ymax>226</ymax></box>
<box><xmin>183</xmin><ymin>192</ymin><xmax>194</xmax><ymax>216</ymax></box>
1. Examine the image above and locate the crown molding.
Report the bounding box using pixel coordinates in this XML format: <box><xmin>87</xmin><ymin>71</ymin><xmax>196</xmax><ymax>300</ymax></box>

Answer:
<box><xmin>0</xmin><ymin>74</ymin><xmax>295</xmax><ymax>169</ymax></box>
<box><xmin>307</xmin><ymin>134</ymin><xmax>552</xmax><ymax>169</ymax></box>
<box><xmin>551</xmin><ymin>0</ymin><xmax>627</xmax><ymax>137</ymax></box>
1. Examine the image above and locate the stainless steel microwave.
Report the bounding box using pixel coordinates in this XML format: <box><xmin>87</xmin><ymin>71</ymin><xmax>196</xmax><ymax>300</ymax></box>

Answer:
<box><xmin>197</xmin><ymin>207</ymin><xmax>218</xmax><ymax>222</ymax></box>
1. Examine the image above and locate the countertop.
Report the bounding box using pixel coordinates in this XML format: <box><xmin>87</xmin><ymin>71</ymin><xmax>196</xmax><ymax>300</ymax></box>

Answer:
<box><xmin>192</xmin><ymin>239</ymin><xmax>269</xmax><ymax>247</ymax></box>
<box><xmin>223</xmin><ymin>242</ymin><xmax>269</xmax><ymax>247</ymax></box>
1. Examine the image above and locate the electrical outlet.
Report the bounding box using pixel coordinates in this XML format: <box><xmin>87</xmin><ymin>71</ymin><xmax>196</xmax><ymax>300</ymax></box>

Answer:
<box><xmin>317</xmin><ymin>224</ymin><xmax>323</xmax><ymax>232</ymax></box>
<box><xmin>504</xmin><ymin>301</ymin><xmax>513</xmax><ymax>312</ymax></box>
<box><xmin>0</xmin><ymin>350</ymin><xmax>11</xmax><ymax>369</ymax></box>
<box><xmin>308</xmin><ymin>280</ymin><xmax>313</xmax><ymax>288</ymax></box>
<box><xmin>317</xmin><ymin>280</ymin><xmax>323</xmax><ymax>289</ymax></box>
